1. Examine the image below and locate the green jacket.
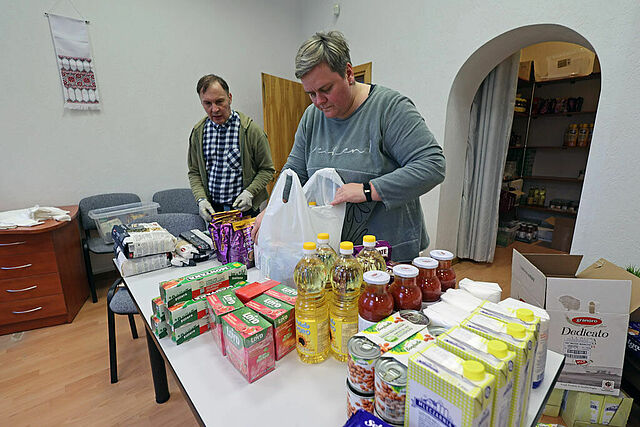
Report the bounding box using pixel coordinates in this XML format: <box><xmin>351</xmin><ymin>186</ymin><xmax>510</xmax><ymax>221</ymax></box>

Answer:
<box><xmin>187</xmin><ymin>111</ymin><xmax>275</xmax><ymax>211</ymax></box>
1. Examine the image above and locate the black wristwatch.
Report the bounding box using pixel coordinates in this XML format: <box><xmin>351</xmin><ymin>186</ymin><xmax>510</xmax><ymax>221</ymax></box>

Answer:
<box><xmin>363</xmin><ymin>182</ymin><xmax>372</xmax><ymax>202</ymax></box>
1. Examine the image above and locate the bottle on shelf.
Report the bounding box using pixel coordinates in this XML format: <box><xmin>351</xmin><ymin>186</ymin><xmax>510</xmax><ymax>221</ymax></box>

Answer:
<box><xmin>527</xmin><ymin>187</ymin><xmax>535</xmax><ymax>206</ymax></box>
<box><xmin>565</xmin><ymin>124</ymin><xmax>578</xmax><ymax>147</ymax></box>
<box><xmin>577</xmin><ymin>123</ymin><xmax>589</xmax><ymax>147</ymax></box>
<box><xmin>389</xmin><ymin>264</ymin><xmax>423</xmax><ymax>311</ymax></box>
<box><xmin>329</xmin><ymin>241</ymin><xmax>363</xmax><ymax>362</ymax></box>
<box><xmin>412</xmin><ymin>257</ymin><xmax>442</xmax><ymax>306</ymax></box>
<box><xmin>358</xmin><ymin>270</ymin><xmax>394</xmax><ymax>331</ymax></box>
<box><xmin>539</xmin><ymin>187</ymin><xmax>547</xmax><ymax>207</ymax></box>
<box><xmin>293</xmin><ymin>242</ymin><xmax>330</xmax><ymax>364</ymax></box>
<box><xmin>356</xmin><ymin>235</ymin><xmax>386</xmax><ymax>288</ymax></box>
<box><xmin>532</xmin><ymin>187</ymin><xmax>540</xmax><ymax>206</ymax></box>
<box><xmin>429</xmin><ymin>249</ymin><xmax>457</xmax><ymax>292</ymax></box>
<box><xmin>316</xmin><ymin>233</ymin><xmax>337</xmax><ymax>297</ymax></box>
<box><xmin>587</xmin><ymin>123</ymin><xmax>594</xmax><ymax>146</ymax></box>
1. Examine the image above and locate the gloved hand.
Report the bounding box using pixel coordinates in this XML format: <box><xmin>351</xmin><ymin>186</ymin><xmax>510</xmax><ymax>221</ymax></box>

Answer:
<box><xmin>232</xmin><ymin>190</ymin><xmax>254</xmax><ymax>212</ymax></box>
<box><xmin>198</xmin><ymin>199</ymin><xmax>215</xmax><ymax>223</ymax></box>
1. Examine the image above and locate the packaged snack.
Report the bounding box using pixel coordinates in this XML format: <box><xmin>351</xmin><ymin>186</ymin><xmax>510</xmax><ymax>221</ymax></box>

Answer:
<box><xmin>222</xmin><ymin>307</ymin><xmax>275</xmax><ymax>383</ymax></box>
<box><xmin>229</xmin><ymin>217</ymin><xmax>256</xmax><ymax>267</ymax></box>
<box><xmin>235</xmin><ymin>278</ymin><xmax>280</xmax><ymax>303</ymax></box>
<box><xmin>150</xmin><ymin>314</ymin><xmax>169</xmax><ymax>339</ymax></box>
<box><xmin>171</xmin><ymin>316</ymin><xmax>209</xmax><ymax>345</ymax></box>
<box><xmin>343</xmin><ymin>409</ymin><xmax>392</xmax><ymax>427</ymax></box>
<box><xmin>112</xmin><ymin>222</ymin><xmax>176</xmax><ymax>258</ymax></box>
<box><xmin>246</xmin><ymin>294</ymin><xmax>295</xmax><ymax>360</ymax></box>
<box><xmin>205</xmin><ymin>288</ymin><xmax>245</xmax><ymax>356</ymax></box>
<box><xmin>166</xmin><ymin>296</ymin><xmax>208</xmax><ymax>329</ymax></box>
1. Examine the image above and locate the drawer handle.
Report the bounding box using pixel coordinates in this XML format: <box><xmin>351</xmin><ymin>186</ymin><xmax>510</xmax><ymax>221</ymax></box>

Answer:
<box><xmin>12</xmin><ymin>307</ymin><xmax>43</xmax><ymax>314</ymax></box>
<box><xmin>1</xmin><ymin>264</ymin><xmax>33</xmax><ymax>270</ymax></box>
<box><xmin>6</xmin><ymin>285</ymin><xmax>38</xmax><ymax>293</ymax></box>
<box><xmin>0</xmin><ymin>241</ymin><xmax>26</xmax><ymax>247</ymax></box>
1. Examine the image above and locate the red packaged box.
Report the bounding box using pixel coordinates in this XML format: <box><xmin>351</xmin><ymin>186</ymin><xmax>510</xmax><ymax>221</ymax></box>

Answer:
<box><xmin>235</xmin><ymin>278</ymin><xmax>280</xmax><ymax>303</ymax></box>
<box><xmin>246</xmin><ymin>294</ymin><xmax>295</xmax><ymax>360</ymax></box>
<box><xmin>205</xmin><ymin>288</ymin><xmax>245</xmax><ymax>356</ymax></box>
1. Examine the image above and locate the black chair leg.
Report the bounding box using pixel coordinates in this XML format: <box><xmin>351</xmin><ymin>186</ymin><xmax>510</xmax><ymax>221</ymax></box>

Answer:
<box><xmin>108</xmin><ymin>305</ymin><xmax>118</xmax><ymax>384</ymax></box>
<box><xmin>128</xmin><ymin>314</ymin><xmax>139</xmax><ymax>339</ymax></box>
<box><xmin>82</xmin><ymin>239</ymin><xmax>98</xmax><ymax>303</ymax></box>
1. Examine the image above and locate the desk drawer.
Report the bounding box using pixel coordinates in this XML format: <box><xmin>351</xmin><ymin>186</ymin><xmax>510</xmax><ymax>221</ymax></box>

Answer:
<box><xmin>0</xmin><ymin>294</ymin><xmax>67</xmax><ymax>324</ymax></box>
<box><xmin>0</xmin><ymin>273</ymin><xmax>62</xmax><ymax>302</ymax></box>
<box><xmin>0</xmin><ymin>252</ymin><xmax>58</xmax><ymax>280</ymax></box>
<box><xmin>0</xmin><ymin>233</ymin><xmax>54</xmax><ymax>257</ymax></box>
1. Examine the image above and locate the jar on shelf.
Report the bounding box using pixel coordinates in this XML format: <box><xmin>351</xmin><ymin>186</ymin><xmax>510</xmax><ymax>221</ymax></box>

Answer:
<box><xmin>412</xmin><ymin>257</ymin><xmax>441</xmax><ymax>305</ymax></box>
<box><xmin>389</xmin><ymin>265</ymin><xmax>422</xmax><ymax>311</ymax></box>
<box><xmin>577</xmin><ymin>124</ymin><xmax>589</xmax><ymax>147</ymax></box>
<box><xmin>429</xmin><ymin>250</ymin><xmax>457</xmax><ymax>292</ymax></box>
<box><xmin>565</xmin><ymin>124</ymin><xmax>578</xmax><ymax>147</ymax></box>
<box><xmin>358</xmin><ymin>270</ymin><xmax>394</xmax><ymax>331</ymax></box>
<box><xmin>539</xmin><ymin>188</ymin><xmax>547</xmax><ymax>207</ymax></box>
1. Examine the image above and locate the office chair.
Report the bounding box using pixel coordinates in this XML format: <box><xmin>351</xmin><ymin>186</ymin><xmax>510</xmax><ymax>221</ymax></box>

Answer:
<box><xmin>107</xmin><ymin>212</ymin><xmax>206</xmax><ymax>384</ymax></box>
<box><xmin>78</xmin><ymin>193</ymin><xmax>141</xmax><ymax>303</ymax></box>
<box><xmin>152</xmin><ymin>188</ymin><xmax>199</xmax><ymax>215</ymax></box>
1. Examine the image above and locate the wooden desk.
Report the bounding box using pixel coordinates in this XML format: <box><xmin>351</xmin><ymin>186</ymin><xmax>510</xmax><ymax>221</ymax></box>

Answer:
<box><xmin>0</xmin><ymin>206</ymin><xmax>88</xmax><ymax>335</ymax></box>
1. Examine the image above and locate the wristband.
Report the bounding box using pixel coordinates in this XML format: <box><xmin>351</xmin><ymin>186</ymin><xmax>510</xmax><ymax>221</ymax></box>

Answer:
<box><xmin>363</xmin><ymin>182</ymin><xmax>372</xmax><ymax>202</ymax></box>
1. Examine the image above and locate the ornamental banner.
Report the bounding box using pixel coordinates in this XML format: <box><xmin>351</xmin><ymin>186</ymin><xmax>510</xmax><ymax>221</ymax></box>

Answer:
<box><xmin>47</xmin><ymin>13</ymin><xmax>101</xmax><ymax>110</ymax></box>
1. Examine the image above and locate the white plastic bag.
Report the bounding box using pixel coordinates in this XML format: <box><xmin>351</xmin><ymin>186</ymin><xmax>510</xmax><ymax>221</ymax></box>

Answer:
<box><xmin>256</xmin><ymin>168</ymin><xmax>345</xmax><ymax>287</ymax></box>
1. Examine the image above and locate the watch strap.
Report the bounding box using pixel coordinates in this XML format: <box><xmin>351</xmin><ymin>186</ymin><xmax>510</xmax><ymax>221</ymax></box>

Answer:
<box><xmin>363</xmin><ymin>182</ymin><xmax>372</xmax><ymax>202</ymax></box>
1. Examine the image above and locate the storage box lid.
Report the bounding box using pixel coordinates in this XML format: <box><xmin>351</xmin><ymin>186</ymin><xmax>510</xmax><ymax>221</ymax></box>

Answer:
<box><xmin>577</xmin><ymin>259</ymin><xmax>640</xmax><ymax>314</ymax></box>
<box><xmin>88</xmin><ymin>201</ymin><xmax>159</xmax><ymax>219</ymax></box>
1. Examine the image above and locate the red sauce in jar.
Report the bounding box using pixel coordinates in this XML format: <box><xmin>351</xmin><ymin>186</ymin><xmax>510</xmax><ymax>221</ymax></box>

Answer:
<box><xmin>412</xmin><ymin>257</ymin><xmax>441</xmax><ymax>302</ymax></box>
<box><xmin>430</xmin><ymin>250</ymin><xmax>456</xmax><ymax>292</ymax></box>
<box><xmin>358</xmin><ymin>270</ymin><xmax>394</xmax><ymax>331</ymax></box>
<box><xmin>389</xmin><ymin>265</ymin><xmax>422</xmax><ymax>311</ymax></box>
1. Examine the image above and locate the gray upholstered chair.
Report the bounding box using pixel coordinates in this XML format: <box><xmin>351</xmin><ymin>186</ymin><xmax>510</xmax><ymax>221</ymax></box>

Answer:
<box><xmin>107</xmin><ymin>212</ymin><xmax>206</xmax><ymax>384</ymax></box>
<box><xmin>78</xmin><ymin>193</ymin><xmax>141</xmax><ymax>303</ymax></box>
<box><xmin>152</xmin><ymin>188</ymin><xmax>199</xmax><ymax>215</ymax></box>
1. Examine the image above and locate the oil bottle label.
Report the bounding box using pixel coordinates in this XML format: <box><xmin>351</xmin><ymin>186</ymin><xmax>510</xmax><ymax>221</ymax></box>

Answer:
<box><xmin>330</xmin><ymin>316</ymin><xmax>358</xmax><ymax>356</ymax></box>
<box><xmin>296</xmin><ymin>317</ymin><xmax>328</xmax><ymax>356</ymax></box>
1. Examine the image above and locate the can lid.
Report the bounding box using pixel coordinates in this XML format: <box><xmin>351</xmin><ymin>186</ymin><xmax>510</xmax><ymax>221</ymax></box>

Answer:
<box><xmin>412</xmin><ymin>257</ymin><xmax>438</xmax><ymax>269</ymax></box>
<box><xmin>363</xmin><ymin>270</ymin><xmax>390</xmax><ymax>285</ymax></box>
<box><xmin>392</xmin><ymin>264</ymin><xmax>419</xmax><ymax>278</ymax></box>
<box><xmin>340</xmin><ymin>241</ymin><xmax>354</xmax><ymax>254</ymax></box>
<box><xmin>363</xmin><ymin>234</ymin><xmax>376</xmax><ymax>247</ymax></box>
<box><xmin>429</xmin><ymin>249</ymin><xmax>454</xmax><ymax>261</ymax></box>
<box><xmin>516</xmin><ymin>308</ymin><xmax>534</xmax><ymax>323</ymax></box>
<box><xmin>507</xmin><ymin>322</ymin><xmax>526</xmax><ymax>339</ymax></box>
<box><xmin>374</xmin><ymin>358</ymin><xmax>407</xmax><ymax>385</ymax></box>
<box><xmin>463</xmin><ymin>360</ymin><xmax>485</xmax><ymax>382</ymax></box>
<box><xmin>303</xmin><ymin>242</ymin><xmax>316</xmax><ymax>251</ymax></box>
<box><xmin>487</xmin><ymin>339</ymin><xmax>508</xmax><ymax>359</ymax></box>
<box><xmin>348</xmin><ymin>336</ymin><xmax>380</xmax><ymax>360</ymax></box>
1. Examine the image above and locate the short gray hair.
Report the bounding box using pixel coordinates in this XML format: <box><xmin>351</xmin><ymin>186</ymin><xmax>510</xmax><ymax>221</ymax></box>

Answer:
<box><xmin>295</xmin><ymin>31</ymin><xmax>351</xmax><ymax>79</ymax></box>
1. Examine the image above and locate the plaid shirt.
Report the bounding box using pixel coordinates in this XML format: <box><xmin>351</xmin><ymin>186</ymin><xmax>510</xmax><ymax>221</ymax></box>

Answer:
<box><xmin>202</xmin><ymin>111</ymin><xmax>243</xmax><ymax>205</ymax></box>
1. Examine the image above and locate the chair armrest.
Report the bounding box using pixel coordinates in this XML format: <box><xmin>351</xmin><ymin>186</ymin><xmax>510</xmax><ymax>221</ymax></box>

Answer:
<box><xmin>107</xmin><ymin>278</ymin><xmax>123</xmax><ymax>305</ymax></box>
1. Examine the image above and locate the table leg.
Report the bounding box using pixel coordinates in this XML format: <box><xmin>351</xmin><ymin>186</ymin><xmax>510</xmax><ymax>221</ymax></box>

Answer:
<box><xmin>146</xmin><ymin>331</ymin><xmax>170</xmax><ymax>403</ymax></box>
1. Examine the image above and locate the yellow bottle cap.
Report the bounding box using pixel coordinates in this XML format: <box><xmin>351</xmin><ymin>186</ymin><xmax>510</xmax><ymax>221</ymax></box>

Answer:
<box><xmin>363</xmin><ymin>235</ymin><xmax>376</xmax><ymax>243</ymax></box>
<box><xmin>340</xmin><ymin>241</ymin><xmax>353</xmax><ymax>251</ymax></box>
<box><xmin>462</xmin><ymin>360</ymin><xmax>485</xmax><ymax>382</ymax></box>
<box><xmin>516</xmin><ymin>308</ymin><xmax>534</xmax><ymax>323</ymax></box>
<box><xmin>317</xmin><ymin>232</ymin><xmax>329</xmax><ymax>240</ymax></box>
<box><xmin>303</xmin><ymin>242</ymin><xmax>316</xmax><ymax>250</ymax></box>
<box><xmin>487</xmin><ymin>340</ymin><xmax>508</xmax><ymax>359</ymax></box>
<box><xmin>507</xmin><ymin>322</ymin><xmax>526</xmax><ymax>339</ymax></box>
<box><xmin>308</xmin><ymin>201</ymin><xmax>317</xmax><ymax>206</ymax></box>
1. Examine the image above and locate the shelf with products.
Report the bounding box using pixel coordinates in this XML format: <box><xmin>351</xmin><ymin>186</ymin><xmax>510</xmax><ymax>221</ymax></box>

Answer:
<box><xmin>518</xmin><ymin>204</ymin><xmax>577</xmax><ymax>217</ymax></box>
<box><xmin>522</xmin><ymin>176</ymin><xmax>584</xmax><ymax>183</ymax></box>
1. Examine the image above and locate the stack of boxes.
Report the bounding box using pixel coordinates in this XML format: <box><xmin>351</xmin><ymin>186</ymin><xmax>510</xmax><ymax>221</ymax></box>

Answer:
<box><xmin>112</xmin><ymin>222</ymin><xmax>175</xmax><ymax>277</ymax></box>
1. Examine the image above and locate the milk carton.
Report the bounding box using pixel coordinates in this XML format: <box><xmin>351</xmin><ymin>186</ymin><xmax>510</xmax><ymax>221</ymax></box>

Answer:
<box><xmin>405</xmin><ymin>342</ymin><xmax>495</xmax><ymax>427</ymax></box>
<box><xmin>437</xmin><ymin>326</ymin><xmax>516</xmax><ymax>427</ymax></box>
<box><xmin>462</xmin><ymin>313</ymin><xmax>535</xmax><ymax>427</ymax></box>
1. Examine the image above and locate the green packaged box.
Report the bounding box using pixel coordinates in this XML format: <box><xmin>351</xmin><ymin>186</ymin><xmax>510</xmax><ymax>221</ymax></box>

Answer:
<box><xmin>151</xmin><ymin>296</ymin><xmax>165</xmax><ymax>321</ymax></box>
<box><xmin>171</xmin><ymin>316</ymin><xmax>209</xmax><ymax>345</ymax></box>
<box><xmin>167</xmin><ymin>297</ymin><xmax>207</xmax><ymax>329</ymax></box>
<box><xmin>562</xmin><ymin>390</ymin><xmax>633</xmax><ymax>427</ymax></box>
<box><xmin>150</xmin><ymin>314</ymin><xmax>168</xmax><ymax>339</ymax></box>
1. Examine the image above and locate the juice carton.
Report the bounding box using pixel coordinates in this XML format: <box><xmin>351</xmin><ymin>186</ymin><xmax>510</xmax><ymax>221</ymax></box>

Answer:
<box><xmin>264</xmin><ymin>283</ymin><xmax>297</xmax><ymax>305</ymax></box>
<box><xmin>205</xmin><ymin>288</ymin><xmax>245</xmax><ymax>356</ymax></box>
<box><xmin>150</xmin><ymin>314</ymin><xmax>168</xmax><ymax>339</ymax></box>
<box><xmin>166</xmin><ymin>296</ymin><xmax>208</xmax><ymax>329</ymax></box>
<box><xmin>246</xmin><ymin>294</ymin><xmax>295</xmax><ymax>360</ymax></box>
<box><xmin>405</xmin><ymin>342</ymin><xmax>495</xmax><ymax>427</ymax></box>
<box><xmin>222</xmin><ymin>307</ymin><xmax>275</xmax><ymax>383</ymax></box>
<box><xmin>151</xmin><ymin>296</ymin><xmax>166</xmax><ymax>321</ymax></box>
<box><xmin>462</xmin><ymin>312</ymin><xmax>535</xmax><ymax>427</ymax></box>
<box><xmin>356</xmin><ymin>311</ymin><xmax>430</xmax><ymax>354</ymax></box>
<box><xmin>171</xmin><ymin>316</ymin><xmax>209</xmax><ymax>345</ymax></box>
<box><xmin>235</xmin><ymin>278</ymin><xmax>280</xmax><ymax>303</ymax></box>
<box><xmin>384</xmin><ymin>331</ymin><xmax>435</xmax><ymax>366</ymax></box>
<box><xmin>437</xmin><ymin>326</ymin><xmax>516</xmax><ymax>427</ymax></box>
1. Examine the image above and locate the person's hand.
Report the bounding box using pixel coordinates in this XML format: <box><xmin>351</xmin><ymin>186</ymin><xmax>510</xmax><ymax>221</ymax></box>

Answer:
<box><xmin>330</xmin><ymin>183</ymin><xmax>366</xmax><ymax>205</ymax></box>
<box><xmin>198</xmin><ymin>199</ymin><xmax>215</xmax><ymax>223</ymax></box>
<box><xmin>251</xmin><ymin>210</ymin><xmax>266</xmax><ymax>242</ymax></box>
<box><xmin>233</xmin><ymin>190</ymin><xmax>254</xmax><ymax>212</ymax></box>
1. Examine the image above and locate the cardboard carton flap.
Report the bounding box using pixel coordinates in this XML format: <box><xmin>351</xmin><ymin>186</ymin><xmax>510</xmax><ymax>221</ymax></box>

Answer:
<box><xmin>577</xmin><ymin>259</ymin><xmax>640</xmax><ymax>314</ymax></box>
<box><xmin>523</xmin><ymin>253</ymin><xmax>583</xmax><ymax>277</ymax></box>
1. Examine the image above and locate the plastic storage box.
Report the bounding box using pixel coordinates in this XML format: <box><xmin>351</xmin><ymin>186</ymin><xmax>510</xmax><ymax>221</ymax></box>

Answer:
<box><xmin>88</xmin><ymin>201</ymin><xmax>159</xmax><ymax>244</ymax></box>
<box><xmin>496</xmin><ymin>222</ymin><xmax>519</xmax><ymax>247</ymax></box>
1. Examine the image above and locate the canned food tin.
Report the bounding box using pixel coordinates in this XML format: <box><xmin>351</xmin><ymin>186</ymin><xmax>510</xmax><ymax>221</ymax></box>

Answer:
<box><xmin>427</xmin><ymin>325</ymin><xmax>449</xmax><ymax>337</ymax></box>
<box><xmin>346</xmin><ymin>378</ymin><xmax>375</xmax><ymax>418</ymax></box>
<box><xmin>374</xmin><ymin>408</ymin><xmax>403</xmax><ymax>426</ymax></box>
<box><xmin>347</xmin><ymin>336</ymin><xmax>380</xmax><ymax>394</ymax></box>
<box><xmin>374</xmin><ymin>358</ymin><xmax>407</xmax><ymax>425</ymax></box>
<box><xmin>399</xmin><ymin>309</ymin><xmax>430</xmax><ymax>325</ymax></box>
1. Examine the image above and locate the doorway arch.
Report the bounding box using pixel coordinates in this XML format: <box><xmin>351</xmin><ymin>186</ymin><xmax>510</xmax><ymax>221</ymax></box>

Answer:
<box><xmin>435</xmin><ymin>24</ymin><xmax>599</xmax><ymax>254</ymax></box>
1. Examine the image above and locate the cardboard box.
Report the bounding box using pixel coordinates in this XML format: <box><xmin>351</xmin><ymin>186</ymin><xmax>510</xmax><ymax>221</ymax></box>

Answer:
<box><xmin>519</xmin><ymin>60</ymin><xmax>533</xmax><ymax>81</ymax></box>
<box><xmin>551</xmin><ymin>217</ymin><xmax>575</xmax><ymax>252</ymax></box>
<box><xmin>511</xmin><ymin>250</ymin><xmax>640</xmax><ymax>395</ymax></box>
<box><xmin>562</xmin><ymin>390</ymin><xmax>633</xmax><ymax>427</ymax></box>
<box><xmin>533</xmin><ymin>48</ymin><xmax>597</xmax><ymax>82</ymax></box>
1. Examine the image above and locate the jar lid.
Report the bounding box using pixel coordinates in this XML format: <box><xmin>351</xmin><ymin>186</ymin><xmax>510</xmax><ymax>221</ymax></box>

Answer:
<box><xmin>429</xmin><ymin>249</ymin><xmax>454</xmax><ymax>261</ymax></box>
<box><xmin>363</xmin><ymin>270</ymin><xmax>390</xmax><ymax>285</ymax></box>
<box><xmin>462</xmin><ymin>360</ymin><xmax>485</xmax><ymax>382</ymax></box>
<box><xmin>412</xmin><ymin>257</ymin><xmax>438</xmax><ymax>269</ymax></box>
<box><xmin>392</xmin><ymin>264</ymin><xmax>419</xmax><ymax>278</ymax></box>
<box><xmin>317</xmin><ymin>232</ymin><xmax>329</xmax><ymax>243</ymax></box>
<box><xmin>339</xmin><ymin>241</ymin><xmax>354</xmax><ymax>254</ymax></box>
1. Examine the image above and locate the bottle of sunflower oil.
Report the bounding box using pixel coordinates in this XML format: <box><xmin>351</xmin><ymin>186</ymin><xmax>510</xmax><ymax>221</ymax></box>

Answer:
<box><xmin>356</xmin><ymin>235</ymin><xmax>386</xmax><ymax>289</ymax></box>
<box><xmin>294</xmin><ymin>242</ymin><xmax>330</xmax><ymax>364</ymax></box>
<box><xmin>330</xmin><ymin>241</ymin><xmax>363</xmax><ymax>362</ymax></box>
<box><xmin>316</xmin><ymin>233</ymin><xmax>338</xmax><ymax>298</ymax></box>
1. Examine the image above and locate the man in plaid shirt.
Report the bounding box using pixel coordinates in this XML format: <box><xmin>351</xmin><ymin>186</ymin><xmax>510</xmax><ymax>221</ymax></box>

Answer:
<box><xmin>188</xmin><ymin>74</ymin><xmax>275</xmax><ymax>222</ymax></box>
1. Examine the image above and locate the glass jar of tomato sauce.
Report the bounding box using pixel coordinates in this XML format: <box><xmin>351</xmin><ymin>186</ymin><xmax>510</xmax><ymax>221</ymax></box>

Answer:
<box><xmin>389</xmin><ymin>265</ymin><xmax>422</xmax><ymax>311</ymax></box>
<box><xmin>412</xmin><ymin>257</ymin><xmax>441</xmax><ymax>304</ymax></box>
<box><xmin>429</xmin><ymin>250</ymin><xmax>456</xmax><ymax>292</ymax></box>
<box><xmin>358</xmin><ymin>270</ymin><xmax>394</xmax><ymax>331</ymax></box>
